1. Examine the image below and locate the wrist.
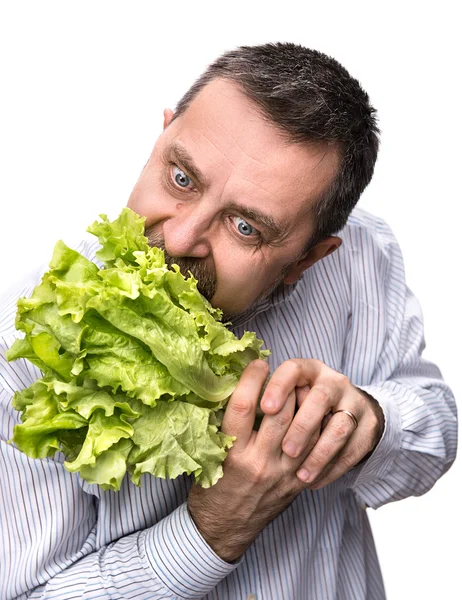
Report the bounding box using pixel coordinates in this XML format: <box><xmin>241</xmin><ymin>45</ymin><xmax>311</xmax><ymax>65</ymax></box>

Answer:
<box><xmin>143</xmin><ymin>503</ymin><xmax>238</xmax><ymax>597</ymax></box>
<box><xmin>187</xmin><ymin>491</ymin><xmax>255</xmax><ymax>562</ymax></box>
<box><xmin>356</xmin><ymin>387</ymin><xmax>385</xmax><ymax>460</ymax></box>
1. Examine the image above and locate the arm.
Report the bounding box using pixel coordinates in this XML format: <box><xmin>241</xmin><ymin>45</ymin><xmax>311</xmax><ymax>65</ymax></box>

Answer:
<box><xmin>256</xmin><ymin>218</ymin><xmax>457</xmax><ymax>506</ymax></box>
<box><xmin>346</xmin><ymin>288</ymin><xmax>457</xmax><ymax>508</ymax></box>
<box><xmin>186</xmin><ymin>219</ymin><xmax>457</xmax><ymax>563</ymax></box>
<box><xmin>1</xmin><ymin>322</ymin><xmax>237</xmax><ymax>599</ymax></box>
<box><xmin>341</xmin><ymin>220</ymin><xmax>457</xmax><ymax>507</ymax></box>
<box><xmin>0</xmin><ymin>380</ymin><xmax>237</xmax><ymax>600</ymax></box>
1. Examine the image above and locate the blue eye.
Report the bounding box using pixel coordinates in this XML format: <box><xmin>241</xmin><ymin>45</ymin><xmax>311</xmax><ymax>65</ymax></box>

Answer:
<box><xmin>173</xmin><ymin>165</ymin><xmax>192</xmax><ymax>188</ymax></box>
<box><xmin>232</xmin><ymin>216</ymin><xmax>257</xmax><ymax>237</ymax></box>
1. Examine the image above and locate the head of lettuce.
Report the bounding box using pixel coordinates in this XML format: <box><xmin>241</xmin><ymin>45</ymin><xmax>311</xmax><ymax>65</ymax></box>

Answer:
<box><xmin>5</xmin><ymin>208</ymin><xmax>270</xmax><ymax>490</ymax></box>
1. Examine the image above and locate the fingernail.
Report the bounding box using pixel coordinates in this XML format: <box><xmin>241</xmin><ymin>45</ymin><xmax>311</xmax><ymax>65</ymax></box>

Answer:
<box><xmin>283</xmin><ymin>441</ymin><xmax>298</xmax><ymax>457</ymax></box>
<box><xmin>262</xmin><ymin>399</ymin><xmax>275</xmax><ymax>411</ymax></box>
<box><xmin>297</xmin><ymin>468</ymin><xmax>311</xmax><ymax>482</ymax></box>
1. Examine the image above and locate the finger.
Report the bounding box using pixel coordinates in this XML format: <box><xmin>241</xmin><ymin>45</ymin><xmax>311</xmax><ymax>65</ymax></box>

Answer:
<box><xmin>221</xmin><ymin>360</ymin><xmax>269</xmax><ymax>449</ymax></box>
<box><xmin>295</xmin><ymin>409</ymin><xmax>358</xmax><ymax>484</ymax></box>
<box><xmin>308</xmin><ymin>425</ymin><xmax>373</xmax><ymax>490</ymax></box>
<box><xmin>295</xmin><ymin>385</ymin><xmax>311</xmax><ymax>408</ymax></box>
<box><xmin>281</xmin><ymin>424</ymin><xmax>322</xmax><ymax>474</ymax></box>
<box><xmin>321</xmin><ymin>411</ymin><xmax>333</xmax><ymax>431</ymax></box>
<box><xmin>281</xmin><ymin>382</ymin><xmax>342</xmax><ymax>459</ymax></box>
<box><xmin>256</xmin><ymin>389</ymin><xmax>297</xmax><ymax>457</ymax></box>
<box><xmin>260</xmin><ymin>359</ymin><xmax>323</xmax><ymax>413</ymax></box>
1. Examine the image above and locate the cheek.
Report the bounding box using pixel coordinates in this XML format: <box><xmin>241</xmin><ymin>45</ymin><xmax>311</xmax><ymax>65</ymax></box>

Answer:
<box><xmin>211</xmin><ymin>251</ymin><xmax>280</xmax><ymax>311</ymax></box>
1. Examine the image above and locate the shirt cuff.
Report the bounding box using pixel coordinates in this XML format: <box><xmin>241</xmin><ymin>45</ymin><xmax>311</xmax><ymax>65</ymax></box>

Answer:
<box><xmin>141</xmin><ymin>502</ymin><xmax>238</xmax><ymax>599</ymax></box>
<box><xmin>343</xmin><ymin>384</ymin><xmax>402</xmax><ymax>505</ymax></box>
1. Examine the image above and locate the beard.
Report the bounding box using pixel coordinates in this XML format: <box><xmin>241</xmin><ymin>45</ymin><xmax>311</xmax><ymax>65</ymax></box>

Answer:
<box><xmin>145</xmin><ymin>227</ymin><xmax>217</xmax><ymax>301</ymax></box>
<box><xmin>145</xmin><ymin>226</ymin><xmax>294</xmax><ymax>318</ymax></box>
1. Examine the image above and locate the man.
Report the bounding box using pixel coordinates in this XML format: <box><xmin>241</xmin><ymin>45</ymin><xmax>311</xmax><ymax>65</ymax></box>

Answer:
<box><xmin>0</xmin><ymin>42</ymin><xmax>457</xmax><ymax>599</ymax></box>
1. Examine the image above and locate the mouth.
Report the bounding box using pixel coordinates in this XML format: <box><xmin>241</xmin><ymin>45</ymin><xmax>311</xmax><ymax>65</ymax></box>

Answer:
<box><xmin>145</xmin><ymin>226</ymin><xmax>217</xmax><ymax>301</ymax></box>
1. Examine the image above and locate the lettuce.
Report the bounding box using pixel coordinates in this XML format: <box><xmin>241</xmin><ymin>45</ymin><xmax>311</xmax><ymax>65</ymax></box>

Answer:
<box><xmin>6</xmin><ymin>208</ymin><xmax>270</xmax><ymax>489</ymax></box>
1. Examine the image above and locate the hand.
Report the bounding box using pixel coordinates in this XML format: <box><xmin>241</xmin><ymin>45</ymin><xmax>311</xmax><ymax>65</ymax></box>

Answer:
<box><xmin>187</xmin><ymin>360</ymin><xmax>314</xmax><ymax>562</ymax></box>
<box><xmin>259</xmin><ymin>359</ymin><xmax>385</xmax><ymax>490</ymax></box>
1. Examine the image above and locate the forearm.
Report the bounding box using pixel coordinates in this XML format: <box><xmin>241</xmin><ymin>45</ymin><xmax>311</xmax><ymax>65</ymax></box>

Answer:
<box><xmin>345</xmin><ymin>373</ymin><xmax>457</xmax><ymax>508</ymax></box>
<box><xmin>340</xmin><ymin>225</ymin><xmax>457</xmax><ymax>508</ymax></box>
<box><xmin>1</xmin><ymin>429</ymin><xmax>235</xmax><ymax>600</ymax></box>
<box><xmin>26</xmin><ymin>532</ymin><xmax>167</xmax><ymax>600</ymax></box>
<box><xmin>13</xmin><ymin>503</ymin><xmax>236</xmax><ymax>600</ymax></box>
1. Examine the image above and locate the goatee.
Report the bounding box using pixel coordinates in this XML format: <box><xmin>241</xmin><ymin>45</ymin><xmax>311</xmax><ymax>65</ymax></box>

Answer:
<box><xmin>145</xmin><ymin>227</ymin><xmax>217</xmax><ymax>302</ymax></box>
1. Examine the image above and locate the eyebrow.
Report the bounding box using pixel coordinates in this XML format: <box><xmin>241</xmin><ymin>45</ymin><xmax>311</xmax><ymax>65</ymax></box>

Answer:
<box><xmin>165</xmin><ymin>141</ymin><xmax>209</xmax><ymax>187</ymax></box>
<box><xmin>164</xmin><ymin>140</ymin><xmax>289</xmax><ymax>241</ymax></box>
<box><xmin>227</xmin><ymin>203</ymin><xmax>288</xmax><ymax>241</ymax></box>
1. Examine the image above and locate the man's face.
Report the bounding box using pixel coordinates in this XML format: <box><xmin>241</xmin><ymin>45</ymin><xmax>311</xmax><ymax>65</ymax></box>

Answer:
<box><xmin>128</xmin><ymin>79</ymin><xmax>340</xmax><ymax>316</ymax></box>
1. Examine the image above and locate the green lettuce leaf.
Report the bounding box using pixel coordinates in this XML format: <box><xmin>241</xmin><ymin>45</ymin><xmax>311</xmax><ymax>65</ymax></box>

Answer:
<box><xmin>128</xmin><ymin>399</ymin><xmax>234</xmax><ymax>488</ymax></box>
<box><xmin>6</xmin><ymin>207</ymin><xmax>270</xmax><ymax>490</ymax></box>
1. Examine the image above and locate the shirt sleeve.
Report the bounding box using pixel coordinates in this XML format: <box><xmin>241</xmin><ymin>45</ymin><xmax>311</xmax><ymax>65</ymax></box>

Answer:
<box><xmin>0</xmin><ymin>257</ymin><xmax>237</xmax><ymax>600</ymax></box>
<box><xmin>341</xmin><ymin>217</ymin><xmax>457</xmax><ymax>509</ymax></box>
<box><xmin>1</xmin><ymin>358</ymin><xmax>237</xmax><ymax>600</ymax></box>
<box><xmin>22</xmin><ymin>506</ymin><xmax>236</xmax><ymax>600</ymax></box>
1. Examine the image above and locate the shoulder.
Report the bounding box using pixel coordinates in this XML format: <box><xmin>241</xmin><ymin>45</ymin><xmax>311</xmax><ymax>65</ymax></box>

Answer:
<box><xmin>340</xmin><ymin>207</ymin><xmax>402</xmax><ymax>263</ymax></box>
<box><xmin>330</xmin><ymin>208</ymin><xmax>408</xmax><ymax>303</ymax></box>
<box><xmin>296</xmin><ymin>208</ymin><xmax>405</xmax><ymax>299</ymax></box>
<box><xmin>300</xmin><ymin>208</ymin><xmax>407</xmax><ymax>306</ymax></box>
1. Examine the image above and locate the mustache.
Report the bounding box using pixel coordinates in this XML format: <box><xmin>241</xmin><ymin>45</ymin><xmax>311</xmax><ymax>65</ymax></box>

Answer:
<box><xmin>145</xmin><ymin>227</ymin><xmax>217</xmax><ymax>301</ymax></box>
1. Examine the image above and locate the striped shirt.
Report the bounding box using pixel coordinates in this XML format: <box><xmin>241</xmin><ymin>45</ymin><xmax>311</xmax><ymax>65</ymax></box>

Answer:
<box><xmin>0</xmin><ymin>207</ymin><xmax>457</xmax><ymax>600</ymax></box>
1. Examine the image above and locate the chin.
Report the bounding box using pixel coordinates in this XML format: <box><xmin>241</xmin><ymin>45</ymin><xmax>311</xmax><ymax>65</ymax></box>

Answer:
<box><xmin>209</xmin><ymin>296</ymin><xmax>242</xmax><ymax>319</ymax></box>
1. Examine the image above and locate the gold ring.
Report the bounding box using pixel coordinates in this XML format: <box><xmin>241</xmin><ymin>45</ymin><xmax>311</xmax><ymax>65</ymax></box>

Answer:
<box><xmin>333</xmin><ymin>409</ymin><xmax>358</xmax><ymax>430</ymax></box>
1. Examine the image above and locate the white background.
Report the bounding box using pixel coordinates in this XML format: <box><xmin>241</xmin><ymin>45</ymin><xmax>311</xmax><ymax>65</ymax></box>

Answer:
<box><xmin>1</xmin><ymin>1</ymin><xmax>460</xmax><ymax>598</ymax></box>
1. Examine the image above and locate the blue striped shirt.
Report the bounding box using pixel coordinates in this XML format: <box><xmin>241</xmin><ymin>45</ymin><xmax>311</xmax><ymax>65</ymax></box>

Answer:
<box><xmin>0</xmin><ymin>208</ymin><xmax>457</xmax><ymax>599</ymax></box>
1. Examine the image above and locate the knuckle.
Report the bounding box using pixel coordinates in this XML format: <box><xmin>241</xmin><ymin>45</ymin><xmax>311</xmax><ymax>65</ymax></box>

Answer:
<box><xmin>273</xmin><ymin>411</ymin><xmax>293</xmax><ymax>429</ymax></box>
<box><xmin>224</xmin><ymin>452</ymin><xmax>239</xmax><ymax>469</ymax></box>
<box><xmin>267</xmin><ymin>379</ymin><xmax>285</xmax><ymax>395</ymax></box>
<box><xmin>291</xmin><ymin>416</ymin><xmax>311</xmax><ymax>436</ymax></box>
<box><xmin>230</xmin><ymin>399</ymin><xmax>253</xmax><ymax>417</ymax></box>
<box><xmin>311</xmin><ymin>386</ymin><xmax>330</xmax><ymax>407</ymax></box>
<box><xmin>335</xmin><ymin>372</ymin><xmax>350</xmax><ymax>388</ymax></box>
<box><xmin>274</xmin><ymin>484</ymin><xmax>299</xmax><ymax>503</ymax></box>
<box><xmin>314</xmin><ymin>442</ymin><xmax>332</xmax><ymax>460</ymax></box>
<box><xmin>336</xmin><ymin>453</ymin><xmax>354</xmax><ymax>471</ymax></box>
<box><xmin>311</xmin><ymin>358</ymin><xmax>323</xmax><ymax>370</ymax></box>
<box><xmin>309</xmin><ymin>447</ymin><xmax>330</xmax><ymax>467</ymax></box>
<box><xmin>285</xmin><ymin>359</ymin><xmax>303</xmax><ymax>377</ymax></box>
<box><xmin>251</xmin><ymin>359</ymin><xmax>269</xmax><ymax>372</ymax></box>
<box><xmin>248</xmin><ymin>461</ymin><xmax>269</xmax><ymax>484</ymax></box>
<box><xmin>286</xmin><ymin>358</ymin><xmax>301</xmax><ymax>370</ymax></box>
<box><xmin>330</xmin><ymin>420</ymin><xmax>350</xmax><ymax>439</ymax></box>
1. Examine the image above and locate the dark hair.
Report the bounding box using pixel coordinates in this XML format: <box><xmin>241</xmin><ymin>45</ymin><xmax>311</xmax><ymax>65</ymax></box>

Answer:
<box><xmin>174</xmin><ymin>42</ymin><xmax>380</xmax><ymax>249</ymax></box>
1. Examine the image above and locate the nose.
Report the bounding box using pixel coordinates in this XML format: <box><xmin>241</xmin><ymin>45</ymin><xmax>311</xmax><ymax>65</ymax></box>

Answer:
<box><xmin>162</xmin><ymin>203</ymin><xmax>213</xmax><ymax>258</ymax></box>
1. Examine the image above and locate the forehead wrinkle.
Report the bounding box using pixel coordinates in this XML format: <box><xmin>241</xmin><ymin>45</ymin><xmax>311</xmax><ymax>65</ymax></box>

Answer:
<box><xmin>224</xmin><ymin>171</ymin><xmax>306</xmax><ymax>242</ymax></box>
<box><xmin>190</xmin><ymin>81</ymin><xmax>271</xmax><ymax>167</ymax></box>
<box><xmin>208</xmin><ymin>114</ymin><xmax>269</xmax><ymax>168</ymax></box>
<box><xmin>237</xmin><ymin>173</ymin><xmax>285</xmax><ymax>204</ymax></box>
<box><xmin>192</xmin><ymin>126</ymin><xmax>241</xmax><ymax>173</ymax></box>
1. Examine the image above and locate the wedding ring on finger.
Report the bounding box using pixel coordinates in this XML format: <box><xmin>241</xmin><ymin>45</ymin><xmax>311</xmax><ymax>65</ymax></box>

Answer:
<box><xmin>333</xmin><ymin>409</ymin><xmax>358</xmax><ymax>430</ymax></box>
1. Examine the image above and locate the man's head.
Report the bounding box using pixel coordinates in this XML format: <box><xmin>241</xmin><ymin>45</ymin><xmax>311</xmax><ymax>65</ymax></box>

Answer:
<box><xmin>128</xmin><ymin>42</ymin><xmax>379</xmax><ymax>316</ymax></box>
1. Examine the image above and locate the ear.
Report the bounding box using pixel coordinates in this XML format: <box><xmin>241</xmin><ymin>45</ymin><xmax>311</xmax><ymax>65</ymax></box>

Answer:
<box><xmin>283</xmin><ymin>236</ymin><xmax>343</xmax><ymax>284</ymax></box>
<box><xmin>163</xmin><ymin>108</ymin><xmax>174</xmax><ymax>130</ymax></box>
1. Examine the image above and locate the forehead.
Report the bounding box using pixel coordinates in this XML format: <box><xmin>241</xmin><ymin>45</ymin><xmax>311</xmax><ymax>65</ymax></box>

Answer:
<box><xmin>165</xmin><ymin>79</ymin><xmax>339</xmax><ymax>238</ymax></box>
